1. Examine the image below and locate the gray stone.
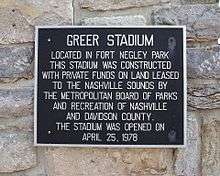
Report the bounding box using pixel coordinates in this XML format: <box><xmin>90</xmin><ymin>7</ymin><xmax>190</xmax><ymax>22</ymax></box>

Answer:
<box><xmin>152</xmin><ymin>5</ymin><xmax>220</xmax><ymax>42</ymax></box>
<box><xmin>0</xmin><ymin>148</ymin><xmax>48</xmax><ymax>176</ymax></box>
<box><xmin>81</xmin><ymin>15</ymin><xmax>146</xmax><ymax>26</ymax></box>
<box><xmin>187</xmin><ymin>46</ymin><xmax>220</xmax><ymax>79</ymax></box>
<box><xmin>0</xmin><ymin>8</ymin><xmax>33</xmax><ymax>44</ymax></box>
<box><xmin>0</xmin><ymin>44</ymin><xmax>34</xmax><ymax>81</ymax></box>
<box><xmin>32</xmin><ymin>12</ymin><xmax>71</xmax><ymax>26</ymax></box>
<box><xmin>45</xmin><ymin>148</ymin><xmax>174</xmax><ymax>175</ymax></box>
<box><xmin>0</xmin><ymin>132</ymin><xmax>37</xmax><ymax>173</ymax></box>
<box><xmin>0</xmin><ymin>2</ymin><xmax>72</xmax><ymax>44</ymax></box>
<box><xmin>0</xmin><ymin>116</ymin><xmax>33</xmax><ymax>131</ymax></box>
<box><xmin>188</xmin><ymin>80</ymin><xmax>220</xmax><ymax>109</ymax></box>
<box><xmin>79</xmin><ymin>0</ymin><xmax>169</xmax><ymax>11</ymax></box>
<box><xmin>0</xmin><ymin>86</ymin><xmax>33</xmax><ymax>118</ymax></box>
<box><xmin>0</xmin><ymin>0</ymin><xmax>72</xmax><ymax>24</ymax></box>
<box><xmin>202</xmin><ymin>120</ymin><xmax>220</xmax><ymax>176</ymax></box>
<box><xmin>174</xmin><ymin>111</ymin><xmax>201</xmax><ymax>176</ymax></box>
<box><xmin>181</xmin><ymin>0</ymin><xmax>217</xmax><ymax>4</ymax></box>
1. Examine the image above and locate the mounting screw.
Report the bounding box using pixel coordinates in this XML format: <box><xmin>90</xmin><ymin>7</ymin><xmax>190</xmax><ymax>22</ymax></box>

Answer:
<box><xmin>168</xmin><ymin>130</ymin><xmax>176</xmax><ymax>143</ymax></box>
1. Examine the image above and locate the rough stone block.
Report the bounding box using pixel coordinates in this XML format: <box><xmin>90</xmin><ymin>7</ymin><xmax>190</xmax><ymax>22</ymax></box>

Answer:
<box><xmin>174</xmin><ymin>111</ymin><xmax>201</xmax><ymax>176</ymax></box>
<box><xmin>181</xmin><ymin>0</ymin><xmax>217</xmax><ymax>4</ymax></box>
<box><xmin>81</xmin><ymin>15</ymin><xmax>146</xmax><ymax>26</ymax></box>
<box><xmin>0</xmin><ymin>8</ymin><xmax>33</xmax><ymax>44</ymax></box>
<box><xmin>0</xmin><ymin>116</ymin><xmax>33</xmax><ymax>132</ymax></box>
<box><xmin>187</xmin><ymin>46</ymin><xmax>220</xmax><ymax>79</ymax></box>
<box><xmin>0</xmin><ymin>132</ymin><xmax>37</xmax><ymax>173</ymax></box>
<box><xmin>0</xmin><ymin>149</ymin><xmax>48</xmax><ymax>176</ymax></box>
<box><xmin>79</xmin><ymin>0</ymin><xmax>169</xmax><ymax>11</ymax></box>
<box><xmin>0</xmin><ymin>0</ymin><xmax>72</xmax><ymax>44</ymax></box>
<box><xmin>202</xmin><ymin>120</ymin><xmax>220</xmax><ymax>176</ymax></box>
<box><xmin>32</xmin><ymin>12</ymin><xmax>70</xmax><ymax>26</ymax></box>
<box><xmin>0</xmin><ymin>84</ymin><xmax>33</xmax><ymax>118</ymax></box>
<box><xmin>0</xmin><ymin>0</ymin><xmax>72</xmax><ymax>23</ymax></box>
<box><xmin>0</xmin><ymin>44</ymin><xmax>33</xmax><ymax>81</ymax></box>
<box><xmin>152</xmin><ymin>5</ymin><xmax>220</xmax><ymax>42</ymax></box>
<box><xmin>188</xmin><ymin>79</ymin><xmax>220</xmax><ymax>109</ymax></box>
<box><xmin>46</xmin><ymin>148</ymin><xmax>174</xmax><ymax>176</ymax></box>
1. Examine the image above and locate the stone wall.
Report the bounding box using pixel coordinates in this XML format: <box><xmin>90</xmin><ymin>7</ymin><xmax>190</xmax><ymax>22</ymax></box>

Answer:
<box><xmin>0</xmin><ymin>0</ymin><xmax>219</xmax><ymax>175</ymax></box>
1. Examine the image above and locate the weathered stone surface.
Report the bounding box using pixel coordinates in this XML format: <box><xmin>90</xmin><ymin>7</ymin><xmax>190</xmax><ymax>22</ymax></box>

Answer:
<box><xmin>187</xmin><ymin>46</ymin><xmax>220</xmax><ymax>79</ymax></box>
<box><xmin>0</xmin><ymin>132</ymin><xmax>37</xmax><ymax>173</ymax></box>
<box><xmin>0</xmin><ymin>0</ymin><xmax>72</xmax><ymax>23</ymax></box>
<box><xmin>0</xmin><ymin>8</ymin><xmax>33</xmax><ymax>44</ymax></box>
<box><xmin>0</xmin><ymin>1</ymin><xmax>72</xmax><ymax>44</ymax></box>
<box><xmin>181</xmin><ymin>0</ymin><xmax>217</xmax><ymax>4</ymax></box>
<box><xmin>0</xmin><ymin>148</ymin><xmax>48</xmax><ymax>176</ymax></box>
<box><xmin>0</xmin><ymin>44</ymin><xmax>33</xmax><ymax>81</ymax></box>
<box><xmin>79</xmin><ymin>0</ymin><xmax>169</xmax><ymax>11</ymax></box>
<box><xmin>202</xmin><ymin>120</ymin><xmax>220</xmax><ymax>176</ymax></box>
<box><xmin>174</xmin><ymin>111</ymin><xmax>201</xmax><ymax>176</ymax></box>
<box><xmin>32</xmin><ymin>12</ymin><xmax>71</xmax><ymax>26</ymax></box>
<box><xmin>46</xmin><ymin>148</ymin><xmax>174</xmax><ymax>176</ymax></box>
<box><xmin>188</xmin><ymin>79</ymin><xmax>220</xmax><ymax>109</ymax></box>
<box><xmin>0</xmin><ymin>116</ymin><xmax>33</xmax><ymax>131</ymax></box>
<box><xmin>152</xmin><ymin>5</ymin><xmax>220</xmax><ymax>42</ymax></box>
<box><xmin>81</xmin><ymin>15</ymin><xmax>146</xmax><ymax>26</ymax></box>
<box><xmin>0</xmin><ymin>85</ymin><xmax>33</xmax><ymax>118</ymax></box>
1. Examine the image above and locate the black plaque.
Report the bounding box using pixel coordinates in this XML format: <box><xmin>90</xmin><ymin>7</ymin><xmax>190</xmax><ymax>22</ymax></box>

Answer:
<box><xmin>35</xmin><ymin>26</ymin><xmax>186</xmax><ymax>147</ymax></box>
